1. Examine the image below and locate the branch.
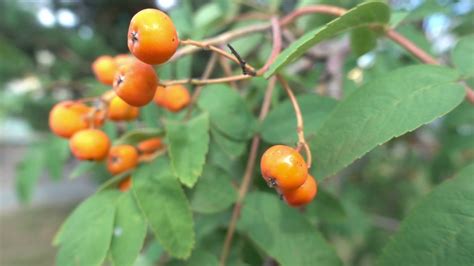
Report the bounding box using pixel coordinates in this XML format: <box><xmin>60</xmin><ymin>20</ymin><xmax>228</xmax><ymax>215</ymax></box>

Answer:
<box><xmin>277</xmin><ymin>75</ymin><xmax>312</xmax><ymax>168</ymax></box>
<box><xmin>162</xmin><ymin>74</ymin><xmax>252</xmax><ymax>86</ymax></box>
<box><xmin>219</xmin><ymin>77</ymin><xmax>276</xmax><ymax>266</ymax></box>
<box><xmin>184</xmin><ymin>53</ymin><xmax>218</xmax><ymax>119</ymax></box>
<box><xmin>257</xmin><ymin>17</ymin><xmax>283</xmax><ymax>75</ymax></box>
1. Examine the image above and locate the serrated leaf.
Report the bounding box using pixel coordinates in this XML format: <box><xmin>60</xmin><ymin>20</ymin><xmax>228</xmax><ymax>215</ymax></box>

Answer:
<box><xmin>305</xmin><ymin>188</ymin><xmax>346</xmax><ymax>223</ymax></box>
<box><xmin>211</xmin><ymin>129</ymin><xmax>246</xmax><ymax>159</ymax></box>
<box><xmin>312</xmin><ymin>65</ymin><xmax>465</xmax><ymax>179</ymax></box>
<box><xmin>197</xmin><ymin>84</ymin><xmax>256</xmax><ymax>140</ymax></box>
<box><xmin>350</xmin><ymin>27</ymin><xmax>377</xmax><ymax>57</ymax></box>
<box><xmin>261</xmin><ymin>94</ymin><xmax>337</xmax><ymax>145</ymax></box>
<box><xmin>132</xmin><ymin>161</ymin><xmax>195</xmax><ymax>259</ymax></box>
<box><xmin>166</xmin><ymin>113</ymin><xmax>210</xmax><ymax>187</ymax></box>
<box><xmin>452</xmin><ymin>34</ymin><xmax>474</xmax><ymax>77</ymax></box>
<box><xmin>15</xmin><ymin>143</ymin><xmax>44</xmax><ymax>203</ymax></box>
<box><xmin>115</xmin><ymin>128</ymin><xmax>164</xmax><ymax>146</ymax></box>
<box><xmin>56</xmin><ymin>190</ymin><xmax>119</xmax><ymax>266</ymax></box>
<box><xmin>109</xmin><ymin>192</ymin><xmax>147</xmax><ymax>266</ymax></box>
<box><xmin>237</xmin><ymin>192</ymin><xmax>342</xmax><ymax>266</ymax></box>
<box><xmin>191</xmin><ymin>165</ymin><xmax>237</xmax><ymax>214</ymax></box>
<box><xmin>265</xmin><ymin>1</ymin><xmax>390</xmax><ymax>78</ymax></box>
<box><xmin>378</xmin><ymin>163</ymin><xmax>474</xmax><ymax>266</ymax></box>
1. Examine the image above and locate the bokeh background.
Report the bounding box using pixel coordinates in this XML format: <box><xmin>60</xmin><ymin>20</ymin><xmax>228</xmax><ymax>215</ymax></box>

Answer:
<box><xmin>1</xmin><ymin>0</ymin><xmax>473</xmax><ymax>265</ymax></box>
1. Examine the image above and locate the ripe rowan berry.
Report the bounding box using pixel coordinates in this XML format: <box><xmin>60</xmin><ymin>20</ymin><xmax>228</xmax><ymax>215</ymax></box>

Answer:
<box><xmin>118</xmin><ymin>176</ymin><xmax>132</xmax><ymax>192</ymax></box>
<box><xmin>128</xmin><ymin>9</ymin><xmax>179</xmax><ymax>65</ymax></box>
<box><xmin>114</xmin><ymin>54</ymin><xmax>134</xmax><ymax>66</ymax></box>
<box><xmin>282</xmin><ymin>175</ymin><xmax>317</xmax><ymax>207</ymax></box>
<box><xmin>153</xmin><ymin>84</ymin><xmax>190</xmax><ymax>112</ymax></box>
<box><xmin>113</xmin><ymin>60</ymin><xmax>158</xmax><ymax>107</ymax></box>
<box><xmin>49</xmin><ymin>101</ymin><xmax>97</xmax><ymax>138</ymax></box>
<box><xmin>104</xmin><ymin>91</ymin><xmax>140</xmax><ymax>121</ymax></box>
<box><xmin>92</xmin><ymin>55</ymin><xmax>117</xmax><ymax>85</ymax></box>
<box><xmin>107</xmin><ymin>145</ymin><xmax>139</xmax><ymax>175</ymax></box>
<box><xmin>137</xmin><ymin>137</ymin><xmax>163</xmax><ymax>154</ymax></box>
<box><xmin>260</xmin><ymin>145</ymin><xmax>308</xmax><ymax>191</ymax></box>
<box><xmin>69</xmin><ymin>129</ymin><xmax>111</xmax><ymax>161</ymax></box>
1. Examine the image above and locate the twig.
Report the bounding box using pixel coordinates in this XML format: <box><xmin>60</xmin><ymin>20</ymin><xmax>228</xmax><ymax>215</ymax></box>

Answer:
<box><xmin>385</xmin><ymin>29</ymin><xmax>440</xmax><ymax>65</ymax></box>
<box><xmin>277</xmin><ymin>75</ymin><xmax>312</xmax><ymax>168</ymax></box>
<box><xmin>219</xmin><ymin>77</ymin><xmax>276</xmax><ymax>266</ymax></box>
<box><xmin>184</xmin><ymin>53</ymin><xmax>218</xmax><ymax>119</ymax></box>
<box><xmin>161</xmin><ymin>74</ymin><xmax>252</xmax><ymax>86</ymax></box>
<box><xmin>180</xmin><ymin>39</ymin><xmax>256</xmax><ymax>74</ymax></box>
<box><xmin>227</xmin><ymin>43</ymin><xmax>255</xmax><ymax>76</ymax></box>
<box><xmin>257</xmin><ymin>17</ymin><xmax>283</xmax><ymax>75</ymax></box>
<box><xmin>217</xmin><ymin>48</ymin><xmax>239</xmax><ymax>89</ymax></box>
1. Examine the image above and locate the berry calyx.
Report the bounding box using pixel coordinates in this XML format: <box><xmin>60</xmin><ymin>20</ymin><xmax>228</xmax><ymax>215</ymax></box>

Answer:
<box><xmin>260</xmin><ymin>145</ymin><xmax>308</xmax><ymax>191</ymax></box>
<box><xmin>113</xmin><ymin>60</ymin><xmax>158</xmax><ymax>107</ymax></box>
<box><xmin>128</xmin><ymin>9</ymin><xmax>179</xmax><ymax>65</ymax></box>
<box><xmin>107</xmin><ymin>145</ymin><xmax>139</xmax><ymax>175</ymax></box>
<box><xmin>282</xmin><ymin>175</ymin><xmax>318</xmax><ymax>207</ymax></box>
<box><xmin>69</xmin><ymin>129</ymin><xmax>111</xmax><ymax>161</ymax></box>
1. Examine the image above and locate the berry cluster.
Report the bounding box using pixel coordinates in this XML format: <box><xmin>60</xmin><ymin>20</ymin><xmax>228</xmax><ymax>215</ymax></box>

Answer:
<box><xmin>48</xmin><ymin>9</ymin><xmax>182</xmax><ymax>191</ymax></box>
<box><xmin>261</xmin><ymin>145</ymin><xmax>317</xmax><ymax>207</ymax></box>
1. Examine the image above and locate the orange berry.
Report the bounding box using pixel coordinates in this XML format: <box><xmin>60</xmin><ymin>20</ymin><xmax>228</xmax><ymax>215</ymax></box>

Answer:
<box><xmin>105</xmin><ymin>91</ymin><xmax>140</xmax><ymax>121</ymax></box>
<box><xmin>49</xmin><ymin>101</ymin><xmax>90</xmax><ymax>138</ymax></box>
<box><xmin>153</xmin><ymin>84</ymin><xmax>190</xmax><ymax>112</ymax></box>
<box><xmin>128</xmin><ymin>9</ymin><xmax>179</xmax><ymax>65</ymax></box>
<box><xmin>113</xmin><ymin>60</ymin><xmax>158</xmax><ymax>107</ymax></box>
<box><xmin>260</xmin><ymin>145</ymin><xmax>308</xmax><ymax>191</ymax></box>
<box><xmin>137</xmin><ymin>137</ymin><xmax>163</xmax><ymax>154</ymax></box>
<box><xmin>92</xmin><ymin>55</ymin><xmax>117</xmax><ymax>85</ymax></box>
<box><xmin>114</xmin><ymin>54</ymin><xmax>134</xmax><ymax>66</ymax></box>
<box><xmin>69</xmin><ymin>129</ymin><xmax>111</xmax><ymax>161</ymax></box>
<box><xmin>282</xmin><ymin>175</ymin><xmax>318</xmax><ymax>207</ymax></box>
<box><xmin>118</xmin><ymin>176</ymin><xmax>132</xmax><ymax>192</ymax></box>
<box><xmin>107</xmin><ymin>145</ymin><xmax>139</xmax><ymax>175</ymax></box>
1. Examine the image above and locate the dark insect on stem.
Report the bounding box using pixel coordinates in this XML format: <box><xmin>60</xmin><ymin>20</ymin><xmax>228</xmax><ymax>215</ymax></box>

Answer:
<box><xmin>227</xmin><ymin>43</ymin><xmax>256</xmax><ymax>76</ymax></box>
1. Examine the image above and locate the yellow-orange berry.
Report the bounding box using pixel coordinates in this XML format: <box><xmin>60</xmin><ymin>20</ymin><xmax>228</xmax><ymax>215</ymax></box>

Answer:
<box><xmin>128</xmin><ymin>9</ymin><xmax>179</xmax><ymax>65</ymax></box>
<box><xmin>69</xmin><ymin>129</ymin><xmax>111</xmax><ymax>161</ymax></box>
<box><xmin>137</xmin><ymin>137</ymin><xmax>163</xmax><ymax>154</ymax></box>
<box><xmin>113</xmin><ymin>60</ymin><xmax>158</xmax><ymax>107</ymax></box>
<box><xmin>282</xmin><ymin>175</ymin><xmax>318</xmax><ymax>207</ymax></box>
<box><xmin>49</xmin><ymin>101</ymin><xmax>90</xmax><ymax>138</ymax></box>
<box><xmin>118</xmin><ymin>176</ymin><xmax>132</xmax><ymax>192</ymax></box>
<box><xmin>105</xmin><ymin>91</ymin><xmax>140</xmax><ymax>121</ymax></box>
<box><xmin>153</xmin><ymin>84</ymin><xmax>190</xmax><ymax>112</ymax></box>
<box><xmin>107</xmin><ymin>145</ymin><xmax>139</xmax><ymax>175</ymax></box>
<box><xmin>260</xmin><ymin>145</ymin><xmax>308</xmax><ymax>191</ymax></box>
<box><xmin>92</xmin><ymin>55</ymin><xmax>117</xmax><ymax>85</ymax></box>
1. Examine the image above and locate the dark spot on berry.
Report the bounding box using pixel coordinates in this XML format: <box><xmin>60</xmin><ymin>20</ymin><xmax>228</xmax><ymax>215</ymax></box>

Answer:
<box><xmin>130</xmin><ymin>32</ymin><xmax>138</xmax><ymax>44</ymax></box>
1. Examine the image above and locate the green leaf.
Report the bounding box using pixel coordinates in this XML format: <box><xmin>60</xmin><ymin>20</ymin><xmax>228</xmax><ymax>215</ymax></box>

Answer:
<box><xmin>378</xmin><ymin>163</ymin><xmax>474</xmax><ymax>266</ymax></box>
<box><xmin>350</xmin><ymin>27</ymin><xmax>377</xmax><ymax>57</ymax></box>
<box><xmin>56</xmin><ymin>191</ymin><xmax>119</xmax><ymax>266</ymax></box>
<box><xmin>305</xmin><ymin>188</ymin><xmax>346</xmax><ymax>223</ymax></box>
<box><xmin>312</xmin><ymin>65</ymin><xmax>465</xmax><ymax>179</ymax></box>
<box><xmin>184</xmin><ymin>249</ymin><xmax>219</xmax><ymax>266</ymax></box>
<box><xmin>166</xmin><ymin>113</ymin><xmax>210</xmax><ymax>188</ymax></box>
<box><xmin>452</xmin><ymin>34</ymin><xmax>474</xmax><ymax>78</ymax></box>
<box><xmin>197</xmin><ymin>84</ymin><xmax>256</xmax><ymax>140</ymax></box>
<box><xmin>261</xmin><ymin>94</ymin><xmax>337</xmax><ymax>145</ymax></box>
<box><xmin>43</xmin><ymin>136</ymin><xmax>69</xmax><ymax>181</ymax></box>
<box><xmin>265</xmin><ymin>2</ymin><xmax>390</xmax><ymax>78</ymax></box>
<box><xmin>114</xmin><ymin>128</ymin><xmax>164</xmax><ymax>146</ymax></box>
<box><xmin>109</xmin><ymin>192</ymin><xmax>147</xmax><ymax>266</ymax></box>
<box><xmin>133</xmin><ymin>161</ymin><xmax>195</xmax><ymax>259</ymax></box>
<box><xmin>238</xmin><ymin>192</ymin><xmax>342</xmax><ymax>266</ymax></box>
<box><xmin>191</xmin><ymin>165</ymin><xmax>237</xmax><ymax>214</ymax></box>
<box><xmin>68</xmin><ymin>161</ymin><xmax>104</xmax><ymax>179</ymax></box>
<box><xmin>15</xmin><ymin>143</ymin><xmax>44</xmax><ymax>203</ymax></box>
<box><xmin>211</xmin><ymin>129</ymin><xmax>246</xmax><ymax>159</ymax></box>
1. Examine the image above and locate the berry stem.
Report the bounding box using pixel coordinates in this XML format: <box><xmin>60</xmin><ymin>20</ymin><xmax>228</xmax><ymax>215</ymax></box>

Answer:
<box><xmin>219</xmin><ymin>77</ymin><xmax>276</xmax><ymax>266</ymax></box>
<box><xmin>277</xmin><ymin>75</ymin><xmax>312</xmax><ymax>168</ymax></box>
